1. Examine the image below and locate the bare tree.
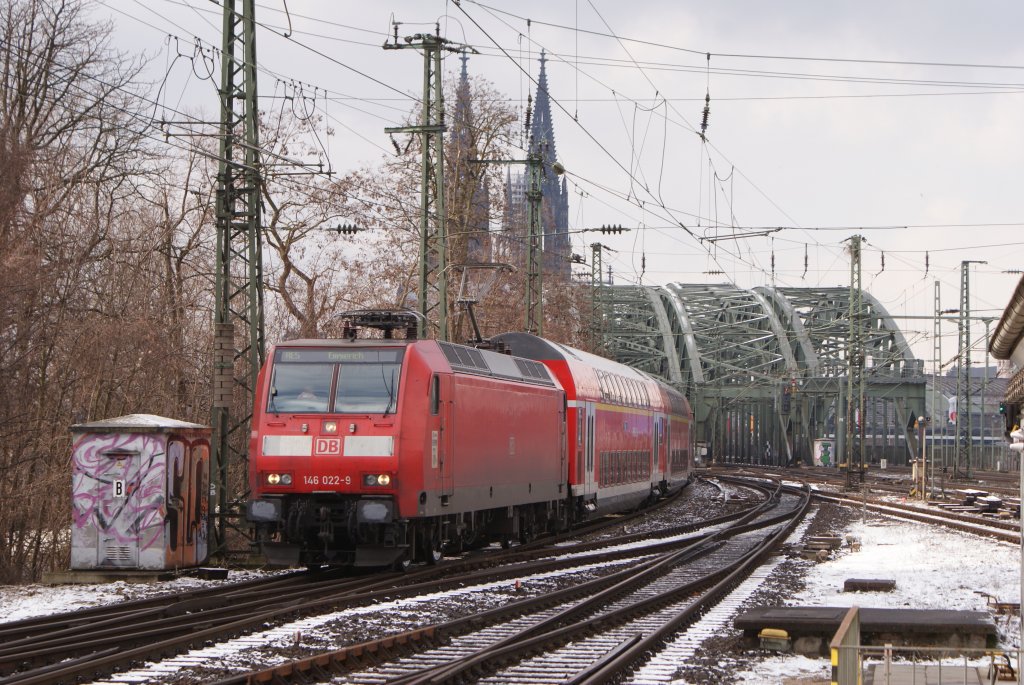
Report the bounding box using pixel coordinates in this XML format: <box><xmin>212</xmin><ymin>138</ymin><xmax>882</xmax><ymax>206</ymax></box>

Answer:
<box><xmin>0</xmin><ymin>0</ymin><xmax>219</xmax><ymax>582</ymax></box>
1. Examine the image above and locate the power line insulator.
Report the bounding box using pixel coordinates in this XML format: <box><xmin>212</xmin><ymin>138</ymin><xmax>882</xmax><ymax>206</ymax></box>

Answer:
<box><xmin>331</xmin><ymin>222</ymin><xmax>362</xmax><ymax>235</ymax></box>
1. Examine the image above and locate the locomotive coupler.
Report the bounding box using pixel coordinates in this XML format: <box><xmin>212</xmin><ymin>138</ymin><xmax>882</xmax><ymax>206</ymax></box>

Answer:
<box><xmin>317</xmin><ymin>505</ymin><xmax>334</xmax><ymax>543</ymax></box>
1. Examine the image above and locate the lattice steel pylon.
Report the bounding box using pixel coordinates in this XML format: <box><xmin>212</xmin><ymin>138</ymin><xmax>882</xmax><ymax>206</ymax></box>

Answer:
<box><xmin>524</xmin><ymin>149</ymin><xmax>543</xmax><ymax>335</ymax></box>
<box><xmin>955</xmin><ymin>260</ymin><xmax>986</xmax><ymax>478</ymax></box>
<box><xmin>590</xmin><ymin>242</ymin><xmax>605</xmax><ymax>350</ymax></box>
<box><xmin>846</xmin><ymin>236</ymin><xmax>866</xmax><ymax>486</ymax></box>
<box><xmin>211</xmin><ymin>0</ymin><xmax>265</xmax><ymax>554</ymax></box>
<box><xmin>385</xmin><ymin>26</ymin><xmax>464</xmax><ymax>341</ymax></box>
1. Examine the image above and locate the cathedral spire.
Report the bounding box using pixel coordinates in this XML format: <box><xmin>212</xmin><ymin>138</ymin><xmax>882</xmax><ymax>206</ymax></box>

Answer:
<box><xmin>502</xmin><ymin>50</ymin><xmax>570</xmax><ymax>280</ymax></box>
<box><xmin>530</xmin><ymin>49</ymin><xmax>556</xmax><ymax>164</ymax></box>
<box><xmin>447</xmin><ymin>54</ymin><xmax>491</xmax><ymax>265</ymax></box>
<box><xmin>452</xmin><ymin>53</ymin><xmax>473</xmax><ymax>152</ymax></box>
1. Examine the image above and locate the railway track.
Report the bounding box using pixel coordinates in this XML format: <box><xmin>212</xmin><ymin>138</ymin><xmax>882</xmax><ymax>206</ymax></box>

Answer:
<box><xmin>710</xmin><ymin>465</ymin><xmax>1021</xmax><ymax>543</ymax></box>
<box><xmin>205</xmin><ymin>478</ymin><xmax>809</xmax><ymax>685</ymax></box>
<box><xmin>0</xmin><ymin>479</ymin><xmax>761</xmax><ymax>685</ymax></box>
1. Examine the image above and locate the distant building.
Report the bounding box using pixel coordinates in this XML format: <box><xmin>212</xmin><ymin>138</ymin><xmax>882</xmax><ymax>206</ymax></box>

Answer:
<box><xmin>502</xmin><ymin>50</ymin><xmax>571</xmax><ymax>280</ymax></box>
<box><xmin>989</xmin><ymin>273</ymin><xmax>1024</xmax><ymax>434</ymax></box>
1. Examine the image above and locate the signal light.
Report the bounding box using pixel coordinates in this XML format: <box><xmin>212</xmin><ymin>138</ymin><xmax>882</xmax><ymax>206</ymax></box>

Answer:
<box><xmin>999</xmin><ymin>402</ymin><xmax>1007</xmax><ymax>415</ymax></box>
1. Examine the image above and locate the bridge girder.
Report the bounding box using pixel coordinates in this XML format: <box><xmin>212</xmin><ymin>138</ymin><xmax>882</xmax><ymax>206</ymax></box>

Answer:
<box><xmin>597</xmin><ymin>283</ymin><xmax>926</xmax><ymax>466</ymax></box>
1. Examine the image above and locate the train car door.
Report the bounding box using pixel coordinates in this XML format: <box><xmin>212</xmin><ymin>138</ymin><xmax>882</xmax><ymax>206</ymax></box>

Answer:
<box><xmin>654</xmin><ymin>415</ymin><xmax>666</xmax><ymax>479</ymax></box>
<box><xmin>439</xmin><ymin>374</ymin><xmax>454</xmax><ymax>497</ymax></box>
<box><xmin>582</xmin><ymin>401</ymin><xmax>597</xmax><ymax>496</ymax></box>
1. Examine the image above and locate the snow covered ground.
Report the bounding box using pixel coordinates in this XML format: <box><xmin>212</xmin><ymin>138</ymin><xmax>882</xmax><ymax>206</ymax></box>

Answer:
<box><xmin>0</xmin><ymin>569</ymin><xmax>285</xmax><ymax>624</ymax></box>
<box><xmin>730</xmin><ymin>511</ymin><xmax>1022</xmax><ymax>684</ymax></box>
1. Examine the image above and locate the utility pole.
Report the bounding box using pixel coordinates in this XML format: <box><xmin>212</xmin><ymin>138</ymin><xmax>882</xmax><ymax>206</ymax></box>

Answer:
<box><xmin>469</xmin><ymin>149</ymin><xmax>542</xmax><ymax>334</ymax></box>
<box><xmin>845</xmin><ymin>235</ymin><xmax>866</xmax><ymax>489</ymax></box>
<box><xmin>524</xmin><ymin>148</ymin><xmax>543</xmax><ymax>335</ymax></box>
<box><xmin>385</xmin><ymin>25</ymin><xmax>472</xmax><ymax>341</ymax></box>
<box><xmin>212</xmin><ymin>0</ymin><xmax>265</xmax><ymax>554</ymax></box>
<box><xmin>591</xmin><ymin>242</ymin><xmax>606</xmax><ymax>350</ymax></box>
<box><xmin>982</xmin><ymin>318</ymin><xmax>992</xmax><ymax>469</ymax></box>
<box><xmin>931</xmin><ymin>280</ymin><xmax>940</xmax><ymax>495</ymax></box>
<box><xmin>956</xmin><ymin>260</ymin><xmax>986</xmax><ymax>478</ymax></box>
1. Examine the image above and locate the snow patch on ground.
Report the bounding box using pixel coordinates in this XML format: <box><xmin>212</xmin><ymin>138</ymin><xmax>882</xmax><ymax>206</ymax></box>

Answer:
<box><xmin>793</xmin><ymin>517</ymin><xmax>1019</xmax><ymax>626</ymax></box>
<box><xmin>0</xmin><ymin>569</ymin><xmax>288</xmax><ymax>624</ymax></box>
<box><xmin>732</xmin><ymin>512</ymin><xmax>1021</xmax><ymax>684</ymax></box>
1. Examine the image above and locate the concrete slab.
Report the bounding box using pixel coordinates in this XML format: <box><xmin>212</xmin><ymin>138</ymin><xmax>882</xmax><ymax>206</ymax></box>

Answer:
<box><xmin>734</xmin><ymin>607</ymin><xmax>996</xmax><ymax>654</ymax></box>
<box><xmin>844</xmin><ymin>578</ymin><xmax>897</xmax><ymax>593</ymax></box>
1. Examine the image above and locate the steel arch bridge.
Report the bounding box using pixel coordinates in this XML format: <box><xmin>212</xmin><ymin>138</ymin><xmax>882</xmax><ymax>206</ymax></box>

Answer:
<box><xmin>593</xmin><ymin>283</ymin><xmax>926</xmax><ymax>466</ymax></box>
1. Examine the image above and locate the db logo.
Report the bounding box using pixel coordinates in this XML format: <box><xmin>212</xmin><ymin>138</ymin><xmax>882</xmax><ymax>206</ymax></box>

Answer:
<box><xmin>314</xmin><ymin>437</ymin><xmax>342</xmax><ymax>456</ymax></box>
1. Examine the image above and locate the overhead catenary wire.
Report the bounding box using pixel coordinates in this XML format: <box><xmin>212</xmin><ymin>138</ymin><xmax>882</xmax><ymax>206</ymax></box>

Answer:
<box><xmin>91</xmin><ymin>1</ymin><xmax>1023</xmax><ymax>305</ymax></box>
<box><xmin>462</xmin><ymin>0</ymin><xmax>1024</xmax><ymax>73</ymax></box>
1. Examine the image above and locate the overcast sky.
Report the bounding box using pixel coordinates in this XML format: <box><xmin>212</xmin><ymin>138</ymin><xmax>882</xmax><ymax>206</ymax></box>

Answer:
<box><xmin>96</xmin><ymin>0</ymin><xmax>1024</xmax><ymax>367</ymax></box>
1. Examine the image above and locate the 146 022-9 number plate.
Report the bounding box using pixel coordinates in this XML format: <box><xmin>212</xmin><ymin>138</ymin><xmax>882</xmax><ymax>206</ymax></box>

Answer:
<box><xmin>303</xmin><ymin>475</ymin><xmax>351</xmax><ymax>486</ymax></box>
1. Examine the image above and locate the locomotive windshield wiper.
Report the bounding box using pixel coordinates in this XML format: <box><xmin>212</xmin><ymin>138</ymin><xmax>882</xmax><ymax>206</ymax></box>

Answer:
<box><xmin>268</xmin><ymin>386</ymin><xmax>279</xmax><ymax>414</ymax></box>
<box><xmin>381</xmin><ymin>365</ymin><xmax>396</xmax><ymax>416</ymax></box>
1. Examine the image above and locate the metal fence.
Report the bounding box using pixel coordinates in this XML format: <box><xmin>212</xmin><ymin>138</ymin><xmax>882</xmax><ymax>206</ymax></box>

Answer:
<box><xmin>831</xmin><ymin>642</ymin><xmax>1021</xmax><ymax>684</ymax></box>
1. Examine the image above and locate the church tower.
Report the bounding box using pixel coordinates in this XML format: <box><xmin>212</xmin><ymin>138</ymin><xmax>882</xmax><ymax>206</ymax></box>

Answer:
<box><xmin>448</xmin><ymin>54</ymin><xmax>491</xmax><ymax>264</ymax></box>
<box><xmin>503</xmin><ymin>50</ymin><xmax>571</xmax><ymax>279</ymax></box>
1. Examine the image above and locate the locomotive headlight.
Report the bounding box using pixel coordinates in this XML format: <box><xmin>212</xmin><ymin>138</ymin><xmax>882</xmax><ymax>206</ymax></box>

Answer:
<box><xmin>363</xmin><ymin>473</ymin><xmax>393</xmax><ymax>487</ymax></box>
<box><xmin>323</xmin><ymin>420</ymin><xmax>338</xmax><ymax>434</ymax></box>
<box><xmin>264</xmin><ymin>472</ymin><xmax>293</xmax><ymax>486</ymax></box>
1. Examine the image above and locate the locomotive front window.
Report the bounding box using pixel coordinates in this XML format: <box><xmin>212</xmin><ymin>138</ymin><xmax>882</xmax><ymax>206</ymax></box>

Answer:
<box><xmin>335</xmin><ymin>362</ymin><xmax>401</xmax><ymax>414</ymax></box>
<box><xmin>268</xmin><ymin>348</ymin><xmax>404</xmax><ymax>415</ymax></box>
<box><xmin>268</xmin><ymin>363</ymin><xmax>334</xmax><ymax>413</ymax></box>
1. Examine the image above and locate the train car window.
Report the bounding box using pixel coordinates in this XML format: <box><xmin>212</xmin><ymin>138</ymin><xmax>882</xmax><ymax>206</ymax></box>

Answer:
<box><xmin>575</xmin><ymin>410</ymin><xmax>584</xmax><ymax>482</ymax></box>
<box><xmin>587</xmin><ymin>413</ymin><xmax>595</xmax><ymax>472</ymax></box>
<box><xmin>430</xmin><ymin>374</ymin><xmax>440</xmax><ymax>415</ymax></box>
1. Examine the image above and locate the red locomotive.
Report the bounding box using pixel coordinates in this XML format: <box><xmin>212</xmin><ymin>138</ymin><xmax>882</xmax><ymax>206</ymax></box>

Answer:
<box><xmin>247</xmin><ymin>314</ymin><xmax>693</xmax><ymax>568</ymax></box>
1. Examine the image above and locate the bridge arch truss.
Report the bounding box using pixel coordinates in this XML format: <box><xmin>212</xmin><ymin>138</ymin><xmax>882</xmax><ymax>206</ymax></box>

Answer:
<box><xmin>595</xmin><ymin>283</ymin><xmax>926</xmax><ymax>466</ymax></box>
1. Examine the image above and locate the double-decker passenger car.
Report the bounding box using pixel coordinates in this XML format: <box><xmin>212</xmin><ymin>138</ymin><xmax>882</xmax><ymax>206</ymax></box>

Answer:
<box><xmin>247</xmin><ymin>323</ymin><xmax>692</xmax><ymax>568</ymax></box>
<box><xmin>492</xmin><ymin>333</ymin><xmax>693</xmax><ymax>513</ymax></box>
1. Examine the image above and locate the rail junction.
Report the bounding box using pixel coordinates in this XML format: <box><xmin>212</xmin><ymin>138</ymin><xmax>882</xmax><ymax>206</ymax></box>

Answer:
<box><xmin>2</xmin><ymin>472</ymin><xmax>1018</xmax><ymax>685</ymax></box>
